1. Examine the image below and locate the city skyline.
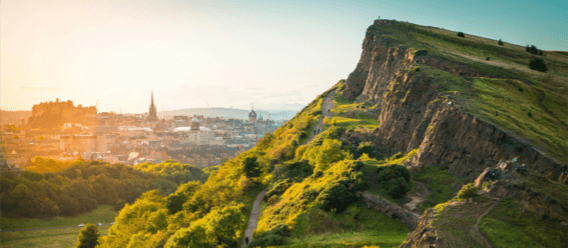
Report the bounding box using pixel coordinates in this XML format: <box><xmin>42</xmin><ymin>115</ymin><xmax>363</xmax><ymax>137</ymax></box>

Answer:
<box><xmin>2</xmin><ymin>0</ymin><xmax>566</xmax><ymax>113</ymax></box>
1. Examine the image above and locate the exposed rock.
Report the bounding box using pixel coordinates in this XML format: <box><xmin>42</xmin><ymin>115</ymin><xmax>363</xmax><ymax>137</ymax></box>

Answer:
<box><xmin>475</xmin><ymin>160</ymin><xmax>568</xmax><ymax>223</ymax></box>
<box><xmin>398</xmin><ymin>208</ymin><xmax>442</xmax><ymax>248</ymax></box>
<box><xmin>342</xmin><ymin>20</ymin><xmax>567</xmax><ymax>184</ymax></box>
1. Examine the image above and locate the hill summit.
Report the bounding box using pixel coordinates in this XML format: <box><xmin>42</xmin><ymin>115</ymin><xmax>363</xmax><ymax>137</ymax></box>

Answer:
<box><xmin>96</xmin><ymin>19</ymin><xmax>568</xmax><ymax>248</ymax></box>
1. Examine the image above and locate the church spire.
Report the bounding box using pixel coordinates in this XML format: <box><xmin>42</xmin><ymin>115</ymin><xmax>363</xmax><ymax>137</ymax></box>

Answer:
<box><xmin>149</xmin><ymin>90</ymin><xmax>158</xmax><ymax>121</ymax></box>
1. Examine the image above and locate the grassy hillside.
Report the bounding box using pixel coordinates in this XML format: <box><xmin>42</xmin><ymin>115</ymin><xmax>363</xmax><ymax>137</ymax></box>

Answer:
<box><xmin>90</xmin><ymin>20</ymin><xmax>567</xmax><ymax>248</ymax></box>
<box><xmin>1</xmin><ymin>205</ymin><xmax>117</xmax><ymax>248</ymax></box>
<box><xmin>367</xmin><ymin>20</ymin><xmax>568</xmax><ymax>163</ymax></box>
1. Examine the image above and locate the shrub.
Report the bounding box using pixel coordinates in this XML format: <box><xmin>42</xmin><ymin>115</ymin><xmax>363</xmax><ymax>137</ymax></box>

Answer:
<box><xmin>243</xmin><ymin>156</ymin><xmax>261</xmax><ymax>178</ymax></box>
<box><xmin>376</xmin><ymin>164</ymin><xmax>412</xmax><ymax>199</ymax></box>
<box><xmin>526</xmin><ymin>45</ymin><xmax>541</xmax><ymax>55</ymax></box>
<box><xmin>529</xmin><ymin>58</ymin><xmax>548</xmax><ymax>72</ymax></box>
<box><xmin>354</xmin><ymin>142</ymin><xmax>378</xmax><ymax>159</ymax></box>
<box><xmin>498</xmin><ymin>39</ymin><xmax>503</xmax><ymax>45</ymax></box>
<box><xmin>247</xmin><ymin>225</ymin><xmax>291</xmax><ymax>247</ymax></box>
<box><xmin>456</xmin><ymin>183</ymin><xmax>479</xmax><ymax>200</ymax></box>
<box><xmin>75</xmin><ymin>223</ymin><xmax>100</xmax><ymax>248</ymax></box>
<box><xmin>316</xmin><ymin>181</ymin><xmax>357</xmax><ymax>213</ymax></box>
<box><xmin>486</xmin><ymin>57</ymin><xmax>491</xmax><ymax>61</ymax></box>
<box><xmin>282</xmin><ymin>160</ymin><xmax>313</xmax><ymax>182</ymax></box>
<box><xmin>457</xmin><ymin>32</ymin><xmax>465</xmax><ymax>38</ymax></box>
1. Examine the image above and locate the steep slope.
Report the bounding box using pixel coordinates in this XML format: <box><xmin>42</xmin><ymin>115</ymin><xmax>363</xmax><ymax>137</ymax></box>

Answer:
<box><xmin>342</xmin><ymin>20</ymin><xmax>567</xmax><ymax>183</ymax></box>
<box><xmin>95</xmin><ymin>19</ymin><xmax>568</xmax><ymax>248</ymax></box>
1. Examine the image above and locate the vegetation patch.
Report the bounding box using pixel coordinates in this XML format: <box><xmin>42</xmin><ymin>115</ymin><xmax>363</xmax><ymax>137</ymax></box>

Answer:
<box><xmin>288</xmin><ymin>202</ymin><xmax>409</xmax><ymax>248</ymax></box>
<box><xmin>471</xmin><ymin>78</ymin><xmax>568</xmax><ymax>162</ymax></box>
<box><xmin>479</xmin><ymin>217</ymin><xmax>544</xmax><ymax>248</ymax></box>
<box><xmin>414</xmin><ymin>167</ymin><xmax>463</xmax><ymax>210</ymax></box>
<box><xmin>1</xmin><ymin>205</ymin><xmax>117</xmax><ymax>230</ymax></box>
<box><xmin>487</xmin><ymin>197</ymin><xmax>568</xmax><ymax>247</ymax></box>
<box><xmin>0</xmin><ymin>225</ymin><xmax>111</xmax><ymax>248</ymax></box>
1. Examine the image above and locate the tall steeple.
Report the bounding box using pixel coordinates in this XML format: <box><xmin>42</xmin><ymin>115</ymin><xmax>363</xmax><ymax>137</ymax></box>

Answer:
<box><xmin>149</xmin><ymin>91</ymin><xmax>158</xmax><ymax>121</ymax></box>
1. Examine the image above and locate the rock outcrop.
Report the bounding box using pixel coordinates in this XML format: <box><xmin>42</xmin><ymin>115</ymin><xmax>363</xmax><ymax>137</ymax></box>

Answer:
<box><xmin>342</xmin><ymin>20</ymin><xmax>567</xmax><ymax>184</ymax></box>
<box><xmin>400</xmin><ymin>159</ymin><xmax>568</xmax><ymax>247</ymax></box>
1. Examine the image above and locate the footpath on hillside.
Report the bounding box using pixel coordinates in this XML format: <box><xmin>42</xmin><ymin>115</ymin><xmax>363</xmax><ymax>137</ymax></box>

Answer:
<box><xmin>302</xmin><ymin>90</ymin><xmax>336</xmax><ymax>145</ymax></box>
<box><xmin>240</xmin><ymin>190</ymin><xmax>266</xmax><ymax>248</ymax></box>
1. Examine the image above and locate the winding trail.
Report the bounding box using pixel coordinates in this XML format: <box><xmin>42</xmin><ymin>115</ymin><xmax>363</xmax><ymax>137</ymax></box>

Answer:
<box><xmin>471</xmin><ymin>201</ymin><xmax>499</xmax><ymax>248</ymax></box>
<box><xmin>302</xmin><ymin>90</ymin><xmax>336</xmax><ymax>145</ymax></box>
<box><xmin>240</xmin><ymin>190</ymin><xmax>266</xmax><ymax>248</ymax></box>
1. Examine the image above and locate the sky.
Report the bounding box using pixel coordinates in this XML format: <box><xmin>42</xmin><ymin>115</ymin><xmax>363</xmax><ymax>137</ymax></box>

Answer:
<box><xmin>2</xmin><ymin>0</ymin><xmax>567</xmax><ymax>113</ymax></box>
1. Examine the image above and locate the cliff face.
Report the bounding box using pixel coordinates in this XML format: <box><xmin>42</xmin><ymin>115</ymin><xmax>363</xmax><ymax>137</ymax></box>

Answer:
<box><xmin>342</xmin><ymin>20</ymin><xmax>567</xmax><ymax>184</ymax></box>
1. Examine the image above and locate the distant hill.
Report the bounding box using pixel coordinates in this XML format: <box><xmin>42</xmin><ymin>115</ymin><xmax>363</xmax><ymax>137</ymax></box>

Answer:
<box><xmin>157</xmin><ymin>107</ymin><xmax>299</xmax><ymax>120</ymax></box>
<box><xmin>1</xmin><ymin>110</ymin><xmax>32</xmax><ymax>125</ymax></box>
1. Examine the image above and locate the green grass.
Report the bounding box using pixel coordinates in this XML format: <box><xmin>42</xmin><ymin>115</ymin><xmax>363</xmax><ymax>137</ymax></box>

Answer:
<box><xmin>479</xmin><ymin>218</ymin><xmax>543</xmax><ymax>248</ymax></box>
<box><xmin>471</xmin><ymin>78</ymin><xmax>568</xmax><ymax>162</ymax></box>
<box><xmin>487</xmin><ymin>197</ymin><xmax>568</xmax><ymax>248</ymax></box>
<box><xmin>289</xmin><ymin>202</ymin><xmax>409</xmax><ymax>248</ymax></box>
<box><xmin>1</xmin><ymin>205</ymin><xmax>118</xmax><ymax>230</ymax></box>
<box><xmin>1</xmin><ymin>224</ymin><xmax>110</xmax><ymax>248</ymax></box>
<box><xmin>428</xmin><ymin>196</ymin><xmax>494</xmax><ymax>248</ymax></box>
<box><xmin>414</xmin><ymin>167</ymin><xmax>463</xmax><ymax>210</ymax></box>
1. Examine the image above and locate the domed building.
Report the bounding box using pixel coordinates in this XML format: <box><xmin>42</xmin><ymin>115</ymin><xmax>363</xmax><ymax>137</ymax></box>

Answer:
<box><xmin>248</xmin><ymin>108</ymin><xmax>257</xmax><ymax>123</ymax></box>
<box><xmin>190</xmin><ymin>114</ymin><xmax>201</xmax><ymax>130</ymax></box>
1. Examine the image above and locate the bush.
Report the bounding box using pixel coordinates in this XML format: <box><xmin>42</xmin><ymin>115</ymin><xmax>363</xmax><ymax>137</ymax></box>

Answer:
<box><xmin>457</xmin><ymin>32</ymin><xmax>465</xmax><ymax>38</ymax></box>
<box><xmin>247</xmin><ymin>225</ymin><xmax>291</xmax><ymax>247</ymax></box>
<box><xmin>316</xmin><ymin>182</ymin><xmax>357</xmax><ymax>213</ymax></box>
<box><xmin>498</xmin><ymin>39</ymin><xmax>503</xmax><ymax>45</ymax></box>
<box><xmin>282</xmin><ymin>160</ymin><xmax>313</xmax><ymax>182</ymax></box>
<box><xmin>354</xmin><ymin>142</ymin><xmax>378</xmax><ymax>159</ymax></box>
<box><xmin>456</xmin><ymin>183</ymin><xmax>479</xmax><ymax>200</ymax></box>
<box><xmin>526</xmin><ymin>45</ymin><xmax>541</xmax><ymax>55</ymax></box>
<box><xmin>75</xmin><ymin>223</ymin><xmax>100</xmax><ymax>248</ymax></box>
<box><xmin>486</xmin><ymin>57</ymin><xmax>491</xmax><ymax>61</ymax></box>
<box><xmin>376</xmin><ymin>164</ymin><xmax>412</xmax><ymax>199</ymax></box>
<box><xmin>243</xmin><ymin>156</ymin><xmax>261</xmax><ymax>178</ymax></box>
<box><xmin>529</xmin><ymin>58</ymin><xmax>548</xmax><ymax>72</ymax></box>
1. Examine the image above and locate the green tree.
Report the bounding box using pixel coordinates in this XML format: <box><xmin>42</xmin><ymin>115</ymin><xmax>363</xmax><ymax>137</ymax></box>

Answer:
<box><xmin>529</xmin><ymin>58</ymin><xmax>548</xmax><ymax>72</ymax></box>
<box><xmin>75</xmin><ymin>223</ymin><xmax>100</xmax><ymax>248</ymax></box>
<box><xmin>376</xmin><ymin>164</ymin><xmax>412</xmax><ymax>199</ymax></box>
<box><xmin>305</xmin><ymin>138</ymin><xmax>349</xmax><ymax>171</ymax></box>
<box><xmin>243</xmin><ymin>156</ymin><xmax>261</xmax><ymax>178</ymax></box>
<box><xmin>498</xmin><ymin>39</ymin><xmax>504</xmax><ymax>45</ymax></box>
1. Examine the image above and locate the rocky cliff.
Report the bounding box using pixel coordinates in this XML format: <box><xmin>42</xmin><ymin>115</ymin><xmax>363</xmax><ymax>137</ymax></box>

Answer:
<box><xmin>342</xmin><ymin>20</ymin><xmax>568</xmax><ymax>184</ymax></box>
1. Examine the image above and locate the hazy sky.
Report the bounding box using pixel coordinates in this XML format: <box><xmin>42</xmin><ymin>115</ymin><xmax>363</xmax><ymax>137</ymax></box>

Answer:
<box><xmin>2</xmin><ymin>0</ymin><xmax>566</xmax><ymax>113</ymax></box>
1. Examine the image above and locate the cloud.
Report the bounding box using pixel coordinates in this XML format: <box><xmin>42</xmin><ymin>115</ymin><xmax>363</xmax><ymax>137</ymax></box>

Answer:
<box><xmin>18</xmin><ymin>84</ymin><xmax>61</xmax><ymax>90</ymax></box>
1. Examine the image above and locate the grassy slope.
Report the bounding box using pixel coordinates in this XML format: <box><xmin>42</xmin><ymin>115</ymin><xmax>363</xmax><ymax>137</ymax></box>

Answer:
<box><xmin>1</xmin><ymin>205</ymin><xmax>117</xmax><ymax>248</ymax></box>
<box><xmin>414</xmin><ymin>167</ymin><xmax>463</xmax><ymax>210</ymax></box>
<box><xmin>288</xmin><ymin>202</ymin><xmax>409</xmax><ymax>248</ymax></box>
<box><xmin>1</xmin><ymin>225</ymin><xmax>111</xmax><ymax>248</ymax></box>
<box><xmin>1</xmin><ymin>205</ymin><xmax>117</xmax><ymax>230</ymax></box>
<box><xmin>368</xmin><ymin>21</ymin><xmax>568</xmax><ymax>163</ymax></box>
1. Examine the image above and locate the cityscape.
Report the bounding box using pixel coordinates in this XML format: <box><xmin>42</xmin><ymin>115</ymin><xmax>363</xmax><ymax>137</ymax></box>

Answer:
<box><xmin>1</xmin><ymin>1</ymin><xmax>566</xmax><ymax>248</ymax></box>
<box><xmin>1</xmin><ymin>92</ymin><xmax>288</xmax><ymax>170</ymax></box>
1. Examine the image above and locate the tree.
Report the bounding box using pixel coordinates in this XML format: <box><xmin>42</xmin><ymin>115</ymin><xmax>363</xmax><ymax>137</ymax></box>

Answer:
<box><xmin>529</xmin><ymin>58</ymin><xmax>548</xmax><ymax>72</ymax></box>
<box><xmin>304</xmin><ymin>138</ymin><xmax>349</xmax><ymax>171</ymax></box>
<box><xmin>457</xmin><ymin>32</ymin><xmax>465</xmax><ymax>38</ymax></box>
<box><xmin>75</xmin><ymin>223</ymin><xmax>100</xmax><ymax>248</ymax></box>
<box><xmin>498</xmin><ymin>39</ymin><xmax>503</xmax><ymax>45</ymax></box>
<box><xmin>243</xmin><ymin>156</ymin><xmax>261</xmax><ymax>178</ymax></box>
<box><xmin>376</xmin><ymin>164</ymin><xmax>412</xmax><ymax>199</ymax></box>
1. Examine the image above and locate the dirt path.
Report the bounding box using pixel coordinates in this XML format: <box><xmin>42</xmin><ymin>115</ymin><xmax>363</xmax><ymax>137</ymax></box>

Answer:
<box><xmin>471</xmin><ymin>201</ymin><xmax>498</xmax><ymax>248</ymax></box>
<box><xmin>302</xmin><ymin>90</ymin><xmax>336</xmax><ymax>145</ymax></box>
<box><xmin>240</xmin><ymin>190</ymin><xmax>266</xmax><ymax>248</ymax></box>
